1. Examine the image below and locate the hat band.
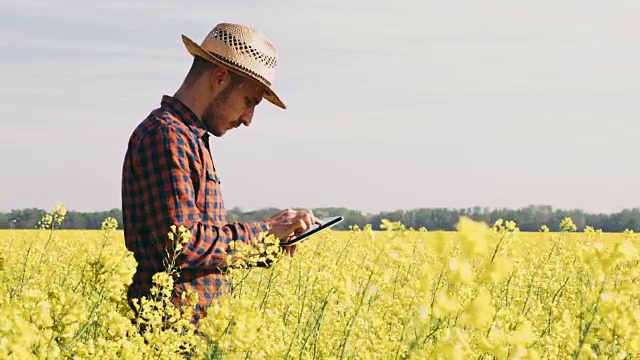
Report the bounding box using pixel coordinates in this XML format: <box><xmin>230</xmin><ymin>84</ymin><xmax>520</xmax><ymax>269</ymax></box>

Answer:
<box><xmin>206</xmin><ymin>51</ymin><xmax>272</xmax><ymax>87</ymax></box>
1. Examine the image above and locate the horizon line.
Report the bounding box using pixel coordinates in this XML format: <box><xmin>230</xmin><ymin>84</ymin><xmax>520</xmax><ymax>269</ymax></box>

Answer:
<box><xmin>2</xmin><ymin>204</ymin><xmax>638</xmax><ymax>216</ymax></box>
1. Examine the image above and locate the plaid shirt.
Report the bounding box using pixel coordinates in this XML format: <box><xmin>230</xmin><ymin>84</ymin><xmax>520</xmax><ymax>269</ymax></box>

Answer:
<box><xmin>121</xmin><ymin>95</ymin><xmax>269</xmax><ymax>323</ymax></box>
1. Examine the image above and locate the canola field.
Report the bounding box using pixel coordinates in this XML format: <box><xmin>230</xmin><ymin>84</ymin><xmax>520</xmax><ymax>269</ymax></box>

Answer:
<box><xmin>0</xmin><ymin>205</ymin><xmax>639</xmax><ymax>359</ymax></box>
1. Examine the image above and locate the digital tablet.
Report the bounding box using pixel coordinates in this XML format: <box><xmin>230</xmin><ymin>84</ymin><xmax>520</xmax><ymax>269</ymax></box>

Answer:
<box><xmin>280</xmin><ymin>216</ymin><xmax>344</xmax><ymax>246</ymax></box>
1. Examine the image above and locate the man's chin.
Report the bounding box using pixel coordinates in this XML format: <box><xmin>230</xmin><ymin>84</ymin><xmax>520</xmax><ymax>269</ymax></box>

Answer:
<box><xmin>210</xmin><ymin>128</ymin><xmax>226</xmax><ymax>137</ymax></box>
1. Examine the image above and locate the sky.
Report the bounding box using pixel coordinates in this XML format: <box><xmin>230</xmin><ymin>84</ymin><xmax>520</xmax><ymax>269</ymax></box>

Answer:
<box><xmin>1</xmin><ymin>0</ymin><xmax>638</xmax><ymax>214</ymax></box>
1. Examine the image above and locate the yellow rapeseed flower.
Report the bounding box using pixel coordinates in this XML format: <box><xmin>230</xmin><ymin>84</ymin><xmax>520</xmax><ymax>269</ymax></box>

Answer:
<box><xmin>456</xmin><ymin>216</ymin><xmax>490</xmax><ymax>258</ymax></box>
<box><xmin>1</xmin><ymin>203</ymin><xmax>639</xmax><ymax>358</ymax></box>
<box><xmin>460</xmin><ymin>289</ymin><xmax>494</xmax><ymax>327</ymax></box>
<box><xmin>447</xmin><ymin>257</ymin><xmax>474</xmax><ymax>285</ymax></box>
<box><xmin>559</xmin><ymin>217</ymin><xmax>577</xmax><ymax>232</ymax></box>
<box><xmin>484</xmin><ymin>256</ymin><xmax>513</xmax><ymax>283</ymax></box>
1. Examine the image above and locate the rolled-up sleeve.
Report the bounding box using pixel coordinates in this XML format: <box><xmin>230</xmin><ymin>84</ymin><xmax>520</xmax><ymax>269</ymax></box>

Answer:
<box><xmin>133</xmin><ymin>123</ymin><xmax>269</xmax><ymax>270</ymax></box>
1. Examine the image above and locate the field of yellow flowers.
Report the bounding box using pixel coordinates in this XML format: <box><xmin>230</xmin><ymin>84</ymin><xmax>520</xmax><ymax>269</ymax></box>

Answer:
<box><xmin>1</xmin><ymin>204</ymin><xmax>639</xmax><ymax>359</ymax></box>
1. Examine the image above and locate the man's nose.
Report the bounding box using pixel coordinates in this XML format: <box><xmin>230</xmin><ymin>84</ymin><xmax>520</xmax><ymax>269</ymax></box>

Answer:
<box><xmin>240</xmin><ymin>110</ymin><xmax>254</xmax><ymax>126</ymax></box>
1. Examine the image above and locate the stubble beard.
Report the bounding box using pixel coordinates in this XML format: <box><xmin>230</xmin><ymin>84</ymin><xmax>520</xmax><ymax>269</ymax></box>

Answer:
<box><xmin>203</xmin><ymin>85</ymin><xmax>236</xmax><ymax>137</ymax></box>
<box><xmin>202</xmin><ymin>96</ymin><xmax>228</xmax><ymax>137</ymax></box>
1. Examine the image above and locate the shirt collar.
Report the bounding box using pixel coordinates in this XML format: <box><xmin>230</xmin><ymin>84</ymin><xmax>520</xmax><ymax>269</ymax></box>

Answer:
<box><xmin>160</xmin><ymin>95</ymin><xmax>209</xmax><ymax>138</ymax></box>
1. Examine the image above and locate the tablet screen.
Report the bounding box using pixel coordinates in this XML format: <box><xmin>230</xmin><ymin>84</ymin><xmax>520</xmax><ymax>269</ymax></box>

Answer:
<box><xmin>280</xmin><ymin>216</ymin><xmax>344</xmax><ymax>246</ymax></box>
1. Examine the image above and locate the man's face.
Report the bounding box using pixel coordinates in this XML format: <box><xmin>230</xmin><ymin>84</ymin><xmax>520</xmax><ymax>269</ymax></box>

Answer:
<box><xmin>202</xmin><ymin>76</ymin><xmax>264</xmax><ymax>137</ymax></box>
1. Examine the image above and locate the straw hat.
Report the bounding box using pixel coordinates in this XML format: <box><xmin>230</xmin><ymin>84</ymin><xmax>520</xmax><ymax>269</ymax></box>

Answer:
<box><xmin>181</xmin><ymin>23</ymin><xmax>286</xmax><ymax>109</ymax></box>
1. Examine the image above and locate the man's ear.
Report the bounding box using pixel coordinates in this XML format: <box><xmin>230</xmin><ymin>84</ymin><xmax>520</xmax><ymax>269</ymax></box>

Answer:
<box><xmin>209</xmin><ymin>65</ymin><xmax>231</xmax><ymax>90</ymax></box>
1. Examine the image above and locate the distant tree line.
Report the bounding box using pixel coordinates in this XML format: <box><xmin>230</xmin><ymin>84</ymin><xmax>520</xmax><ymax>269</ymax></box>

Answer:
<box><xmin>1</xmin><ymin>205</ymin><xmax>638</xmax><ymax>232</ymax></box>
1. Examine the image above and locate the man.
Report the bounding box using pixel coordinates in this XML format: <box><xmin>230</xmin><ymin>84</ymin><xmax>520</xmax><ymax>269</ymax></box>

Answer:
<box><xmin>121</xmin><ymin>23</ymin><xmax>320</xmax><ymax>324</ymax></box>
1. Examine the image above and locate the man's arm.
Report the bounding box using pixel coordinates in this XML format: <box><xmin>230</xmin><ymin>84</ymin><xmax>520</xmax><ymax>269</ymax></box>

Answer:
<box><xmin>134</xmin><ymin>124</ymin><xmax>271</xmax><ymax>270</ymax></box>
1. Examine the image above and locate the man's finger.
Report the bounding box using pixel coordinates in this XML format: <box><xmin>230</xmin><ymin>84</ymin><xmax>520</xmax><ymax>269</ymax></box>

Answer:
<box><xmin>292</xmin><ymin>218</ymin><xmax>308</xmax><ymax>234</ymax></box>
<box><xmin>285</xmin><ymin>244</ymin><xmax>297</xmax><ymax>256</ymax></box>
<box><xmin>304</xmin><ymin>209</ymin><xmax>322</xmax><ymax>226</ymax></box>
<box><xmin>302</xmin><ymin>212</ymin><xmax>314</xmax><ymax>229</ymax></box>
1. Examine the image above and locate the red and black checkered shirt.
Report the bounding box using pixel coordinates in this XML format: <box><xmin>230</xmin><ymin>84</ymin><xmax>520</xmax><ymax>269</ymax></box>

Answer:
<box><xmin>121</xmin><ymin>95</ymin><xmax>269</xmax><ymax>323</ymax></box>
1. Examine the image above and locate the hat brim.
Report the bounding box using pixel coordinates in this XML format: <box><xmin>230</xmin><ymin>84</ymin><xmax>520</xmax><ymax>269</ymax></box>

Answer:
<box><xmin>181</xmin><ymin>34</ymin><xmax>286</xmax><ymax>109</ymax></box>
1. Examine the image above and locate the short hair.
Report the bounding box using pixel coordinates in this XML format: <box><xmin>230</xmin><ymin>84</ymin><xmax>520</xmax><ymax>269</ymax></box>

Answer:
<box><xmin>186</xmin><ymin>56</ymin><xmax>245</xmax><ymax>86</ymax></box>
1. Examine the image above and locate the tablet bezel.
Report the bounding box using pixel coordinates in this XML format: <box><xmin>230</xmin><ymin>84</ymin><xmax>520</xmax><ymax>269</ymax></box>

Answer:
<box><xmin>279</xmin><ymin>215</ymin><xmax>344</xmax><ymax>246</ymax></box>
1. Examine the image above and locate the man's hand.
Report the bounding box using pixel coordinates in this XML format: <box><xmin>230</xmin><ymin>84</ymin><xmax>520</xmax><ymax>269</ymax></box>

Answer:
<box><xmin>264</xmin><ymin>209</ymin><xmax>322</xmax><ymax>245</ymax></box>
<box><xmin>282</xmin><ymin>244</ymin><xmax>298</xmax><ymax>256</ymax></box>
